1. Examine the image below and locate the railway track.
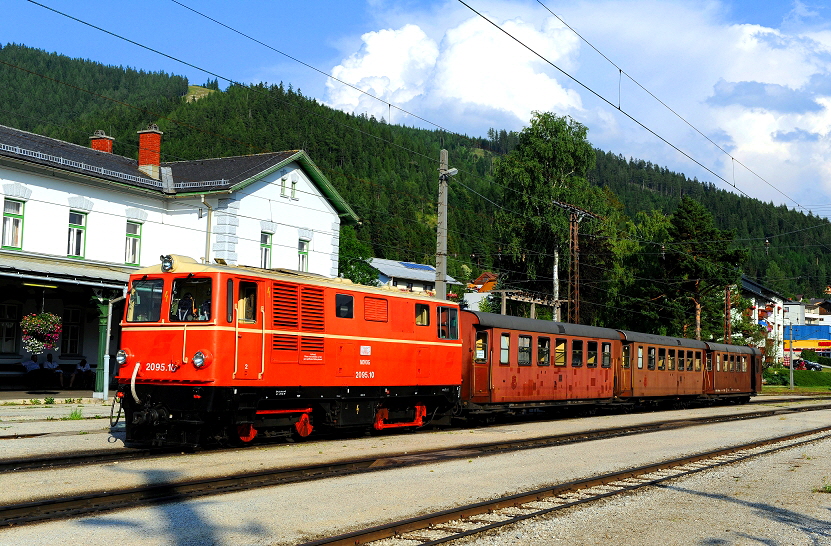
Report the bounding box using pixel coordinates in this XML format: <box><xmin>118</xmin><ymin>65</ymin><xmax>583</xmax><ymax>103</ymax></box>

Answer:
<box><xmin>301</xmin><ymin>427</ymin><xmax>831</xmax><ymax>546</ymax></box>
<box><xmin>2</xmin><ymin>403</ymin><xmax>831</xmax><ymax>527</ymax></box>
<box><xmin>2</xmin><ymin>401</ymin><xmax>830</xmax><ymax>473</ymax></box>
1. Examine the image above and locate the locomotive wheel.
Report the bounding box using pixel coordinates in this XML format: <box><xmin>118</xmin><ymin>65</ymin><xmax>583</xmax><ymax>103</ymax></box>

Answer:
<box><xmin>234</xmin><ymin>423</ymin><xmax>258</xmax><ymax>444</ymax></box>
<box><xmin>293</xmin><ymin>413</ymin><xmax>313</xmax><ymax>439</ymax></box>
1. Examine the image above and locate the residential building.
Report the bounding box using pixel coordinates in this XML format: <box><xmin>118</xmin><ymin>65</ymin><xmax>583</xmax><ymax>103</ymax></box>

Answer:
<box><xmin>369</xmin><ymin>258</ymin><xmax>461</xmax><ymax>296</ymax></box>
<box><xmin>741</xmin><ymin>276</ymin><xmax>786</xmax><ymax>364</ymax></box>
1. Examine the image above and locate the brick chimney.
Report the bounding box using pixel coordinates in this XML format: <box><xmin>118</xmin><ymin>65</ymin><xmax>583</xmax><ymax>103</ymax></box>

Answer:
<box><xmin>89</xmin><ymin>129</ymin><xmax>114</xmax><ymax>153</ymax></box>
<box><xmin>137</xmin><ymin>123</ymin><xmax>163</xmax><ymax>180</ymax></box>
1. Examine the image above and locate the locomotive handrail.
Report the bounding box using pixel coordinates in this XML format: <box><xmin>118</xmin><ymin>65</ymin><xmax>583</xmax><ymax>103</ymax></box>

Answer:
<box><xmin>130</xmin><ymin>362</ymin><xmax>142</xmax><ymax>404</ymax></box>
<box><xmin>259</xmin><ymin>306</ymin><xmax>265</xmax><ymax>379</ymax></box>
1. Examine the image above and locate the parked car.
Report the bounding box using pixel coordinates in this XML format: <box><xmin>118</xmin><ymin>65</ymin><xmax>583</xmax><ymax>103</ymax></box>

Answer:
<box><xmin>784</xmin><ymin>359</ymin><xmax>807</xmax><ymax>370</ymax></box>
<box><xmin>804</xmin><ymin>361</ymin><xmax>823</xmax><ymax>371</ymax></box>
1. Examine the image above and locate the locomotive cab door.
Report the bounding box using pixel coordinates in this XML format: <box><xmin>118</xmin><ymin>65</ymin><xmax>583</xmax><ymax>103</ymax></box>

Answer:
<box><xmin>234</xmin><ymin>279</ymin><xmax>265</xmax><ymax>380</ymax></box>
<box><xmin>471</xmin><ymin>330</ymin><xmax>491</xmax><ymax>398</ymax></box>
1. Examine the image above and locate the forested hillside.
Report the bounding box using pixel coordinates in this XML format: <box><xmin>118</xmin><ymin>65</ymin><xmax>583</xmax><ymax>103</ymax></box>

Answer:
<box><xmin>2</xmin><ymin>43</ymin><xmax>830</xmax><ymax>305</ymax></box>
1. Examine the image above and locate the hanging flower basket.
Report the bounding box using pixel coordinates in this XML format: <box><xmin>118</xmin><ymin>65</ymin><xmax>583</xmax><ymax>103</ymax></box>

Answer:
<box><xmin>20</xmin><ymin>312</ymin><xmax>62</xmax><ymax>354</ymax></box>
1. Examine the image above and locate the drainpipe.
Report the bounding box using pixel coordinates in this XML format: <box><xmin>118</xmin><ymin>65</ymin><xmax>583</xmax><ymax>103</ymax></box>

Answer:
<box><xmin>201</xmin><ymin>195</ymin><xmax>213</xmax><ymax>264</ymax></box>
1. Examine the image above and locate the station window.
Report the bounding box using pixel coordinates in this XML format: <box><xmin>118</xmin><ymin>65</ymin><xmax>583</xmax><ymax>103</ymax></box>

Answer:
<box><xmin>647</xmin><ymin>347</ymin><xmax>656</xmax><ymax>370</ymax></box>
<box><xmin>335</xmin><ymin>294</ymin><xmax>353</xmax><ymax>318</ymax></box>
<box><xmin>67</xmin><ymin>211</ymin><xmax>86</xmax><ymax>258</ymax></box>
<box><xmin>622</xmin><ymin>344</ymin><xmax>631</xmax><ymax>369</ymax></box>
<box><xmin>668</xmin><ymin>349</ymin><xmax>675</xmax><ymax>371</ymax></box>
<box><xmin>537</xmin><ymin>337</ymin><xmax>551</xmax><ymax>366</ymax></box>
<box><xmin>260</xmin><ymin>232</ymin><xmax>272</xmax><ymax>269</ymax></box>
<box><xmin>586</xmin><ymin>341</ymin><xmax>598</xmax><ymax>368</ymax></box>
<box><xmin>572</xmin><ymin>339</ymin><xmax>583</xmax><ymax>367</ymax></box>
<box><xmin>125</xmin><ymin>221</ymin><xmax>141</xmax><ymax>265</ymax></box>
<box><xmin>518</xmin><ymin>335</ymin><xmax>532</xmax><ymax>366</ymax></box>
<box><xmin>500</xmin><ymin>333</ymin><xmax>510</xmax><ymax>365</ymax></box>
<box><xmin>657</xmin><ymin>348</ymin><xmax>666</xmax><ymax>370</ymax></box>
<box><xmin>60</xmin><ymin>308</ymin><xmax>82</xmax><ymax>355</ymax></box>
<box><xmin>602</xmin><ymin>342</ymin><xmax>612</xmax><ymax>368</ymax></box>
<box><xmin>554</xmin><ymin>338</ymin><xmax>567</xmax><ymax>366</ymax></box>
<box><xmin>2</xmin><ymin>199</ymin><xmax>23</xmax><ymax>249</ymax></box>
<box><xmin>474</xmin><ymin>331</ymin><xmax>488</xmax><ymax>363</ymax></box>
<box><xmin>437</xmin><ymin>306</ymin><xmax>458</xmax><ymax>339</ymax></box>
<box><xmin>0</xmin><ymin>303</ymin><xmax>19</xmax><ymax>353</ymax></box>
<box><xmin>415</xmin><ymin>303</ymin><xmax>430</xmax><ymax>326</ymax></box>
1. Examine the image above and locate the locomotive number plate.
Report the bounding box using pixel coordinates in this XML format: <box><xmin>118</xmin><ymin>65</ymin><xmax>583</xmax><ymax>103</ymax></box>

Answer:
<box><xmin>355</xmin><ymin>371</ymin><xmax>375</xmax><ymax>379</ymax></box>
<box><xmin>144</xmin><ymin>362</ymin><xmax>178</xmax><ymax>372</ymax></box>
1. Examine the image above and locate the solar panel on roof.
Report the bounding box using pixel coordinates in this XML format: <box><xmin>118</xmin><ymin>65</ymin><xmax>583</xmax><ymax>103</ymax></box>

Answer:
<box><xmin>400</xmin><ymin>262</ymin><xmax>435</xmax><ymax>271</ymax></box>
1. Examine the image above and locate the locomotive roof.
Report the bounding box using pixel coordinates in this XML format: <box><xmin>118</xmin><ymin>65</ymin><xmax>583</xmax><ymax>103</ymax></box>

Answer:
<box><xmin>617</xmin><ymin>330</ymin><xmax>708</xmax><ymax>349</ymax></box>
<box><xmin>133</xmin><ymin>255</ymin><xmax>445</xmax><ymax>301</ymax></box>
<box><xmin>466</xmin><ymin>311</ymin><xmax>621</xmax><ymax>339</ymax></box>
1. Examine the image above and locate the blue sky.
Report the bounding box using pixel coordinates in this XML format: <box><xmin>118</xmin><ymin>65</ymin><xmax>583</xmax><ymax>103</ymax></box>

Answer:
<box><xmin>4</xmin><ymin>0</ymin><xmax>831</xmax><ymax>214</ymax></box>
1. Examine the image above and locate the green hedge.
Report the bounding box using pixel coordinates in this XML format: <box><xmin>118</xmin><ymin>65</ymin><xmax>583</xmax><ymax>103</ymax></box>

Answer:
<box><xmin>764</xmin><ymin>367</ymin><xmax>831</xmax><ymax>387</ymax></box>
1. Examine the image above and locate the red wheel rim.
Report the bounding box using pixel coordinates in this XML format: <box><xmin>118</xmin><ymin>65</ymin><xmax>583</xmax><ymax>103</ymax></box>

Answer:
<box><xmin>237</xmin><ymin>423</ymin><xmax>257</xmax><ymax>443</ymax></box>
<box><xmin>294</xmin><ymin>413</ymin><xmax>313</xmax><ymax>437</ymax></box>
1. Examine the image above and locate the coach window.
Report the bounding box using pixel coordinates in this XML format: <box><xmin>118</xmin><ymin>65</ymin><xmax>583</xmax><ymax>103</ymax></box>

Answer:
<box><xmin>741</xmin><ymin>356</ymin><xmax>747</xmax><ymax>373</ymax></box>
<box><xmin>706</xmin><ymin>354</ymin><xmax>712</xmax><ymax>371</ymax></box>
<box><xmin>586</xmin><ymin>341</ymin><xmax>598</xmax><ymax>368</ymax></box>
<box><xmin>695</xmin><ymin>351</ymin><xmax>702</xmax><ymax>372</ymax></box>
<box><xmin>500</xmin><ymin>333</ymin><xmax>510</xmax><ymax>365</ymax></box>
<box><xmin>537</xmin><ymin>337</ymin><xmax>551</xmax><ymax>366</ymax></box>
<box><xmin>572</xmin><ymin>340</ymin><xmax>584</xmax><ymax>367</ymax></box>
<box><xmin>602</xmin><ymin>343</ymin><xmax>612</xmax><ymax>368</ymax></box>
<box><xmin>238</xmin><ymin>281</ymin><xmax>258</xmax><ymax>323</ymax></box>
<box><xmin>415</xmin><ymin>304</ymin><xmax>430</xmax><ymax>326</ymax></box>
<box><xmin>730</xmin><ymin>354</ymin><xmax>736</xmax><ymax>372</ymax></box>
<box><xmin>667</xmin><ymin>349</ymin><xmax>675</xmax><ymax>371</ymax></box>
<box><xmin>677</xmin><ymin>350</ymin><xmax>685</xmax><ymax>371</ymax></box>
<box><xmin>715</xmin><ymin>354</ymin><xmax>721</xmax><ymax>372</ymax></box>
<box><xmin>518</xmin><ymin>335</ymin><xmax>532</xmax><ymax>366</ymax></box>
<box><xmin>687</xmin><ymin>350</ymin><xmax>695</xmax><ymax>371</ymax></box>
<box><xmin>126</xmin><ymin>278</ymin><xmax>163</xmax><ymax>322</ymax></box>
<box><xmin>437</xmin><ymin>306</ymin><xmax>458</xmax><ymax>339</ymax></box>
<box><xmin>474</xmin><ymin>332</ymin><xmax>488</xmax><ymax>363</ymax></box>
<box><xmin>638</xmin><ymin>346</ymin><xmax>644</xmax><ymax>369</ymax></box>
<box><xmin>622</xmin><ymin>344</ymin><xmax>631</xmax><ymax>369</ymax></box>
<box><xmin>647</xmin><ymin>347</ymin><xmax>656</xmax><ymax>370</ymax></box>
<box><xmin>554</xmin><ymin>338</ymin><xmax>567</xmax><ymax>366</ymax></box>
<box><xmin>335</xmin><ymin>294</ymin><xmax>354</xmax><ymax>318</ymax></box>
<box><xmin>657</xmin><ymin>348</ymin><xmax>666</xmax><ymax>370</ymax></box>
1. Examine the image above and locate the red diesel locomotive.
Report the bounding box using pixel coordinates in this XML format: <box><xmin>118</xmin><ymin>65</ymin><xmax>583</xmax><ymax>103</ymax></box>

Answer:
<box><xmin>114</xmin><ymin>255</ymin><xmax>762</xmax><ymax>447</ymax></box>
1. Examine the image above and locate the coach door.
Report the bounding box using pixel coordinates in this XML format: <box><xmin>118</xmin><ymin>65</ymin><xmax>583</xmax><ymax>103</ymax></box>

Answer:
<box><xmin>234</xmin><ymin>280</ymin><xmax>265</xmax><ymax>380</ymax></box>
<box><xmin>471</xmin><ymin>330</ymin><xmax>491</xmax><ymax>398</ymax></box>
<box><xmin>617</xmin><ymin>343</ymin><xmax>633</xmax><ymax>397</ymax></box>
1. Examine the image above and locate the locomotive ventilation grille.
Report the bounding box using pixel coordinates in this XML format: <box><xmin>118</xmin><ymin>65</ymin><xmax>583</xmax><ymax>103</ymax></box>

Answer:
<box><xmin>272</xmin><ymin>282</ymin><xmax>298</xmax><ymax>329</ymax></box>
<box><xmin>301</xmin><ymin>336</ymin><xmax>324</xmax><ymax>352</ymax></box>
<box><xmin>272</xmin><ymin>334</ymin><xmax>298</xmax><ymax>351</ymax></box>
<box><xmin>272</xmin><ymin>282</ymin><xmax>324</xmax><ymax>332</ymax></box>
<box><xmin>300</xmin><ymin>287</ymin><xmax>325</xmax><ymax>331</ymax></box>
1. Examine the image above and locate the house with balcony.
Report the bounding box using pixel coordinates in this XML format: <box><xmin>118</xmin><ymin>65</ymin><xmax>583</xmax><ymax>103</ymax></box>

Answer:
<box><xmin>0</xmin><ymin>123</ymin><xmax>357</xmax><ymax>391</ymax></box>
<box><xmin>741</xmin><ymin>276</ymin><xmax>786</xmax><ymax>365</ymax></box>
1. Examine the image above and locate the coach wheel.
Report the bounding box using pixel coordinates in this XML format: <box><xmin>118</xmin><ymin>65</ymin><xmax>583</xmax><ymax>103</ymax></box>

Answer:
<box><xmin>293</xmin><ymin>413</ymin><xmax>313</xmax><ymax>438</ymax></box>
<box><xmin>235</xmin><ymin>423</ymin><xmax>258</xmax><ymax>444</ymax></box>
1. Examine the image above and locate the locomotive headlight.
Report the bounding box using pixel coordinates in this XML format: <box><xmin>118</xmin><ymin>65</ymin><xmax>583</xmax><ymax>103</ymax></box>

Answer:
<box><xmin>116</xmin><ymin>349</ymin><xmax>129</xmax><ymax>365</ymax></box>
<box><xmin>192</xmin><ymin>350</ymin><xmax>212</xmax><ymax>369</ymax></box>
<box><xmin>160</xmin><ymin>254</ymin><xmax>174</xmax><ymax>272</ymax></box>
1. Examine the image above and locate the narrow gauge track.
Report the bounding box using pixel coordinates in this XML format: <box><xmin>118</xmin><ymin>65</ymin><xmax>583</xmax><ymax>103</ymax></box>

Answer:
<box><xmin>2</xmin><ymin>404</ymin><xmax>830</xmax><ymax>527</ymax></box>
<box><xmin>2</xmin><ymin>401</ymin><xmax>830</xmax><ymax>474</ymax></box>
<box><xmin>302</xmin><ymin>427</ymin><xmax>831</xmax><ymax>546</ymax></box>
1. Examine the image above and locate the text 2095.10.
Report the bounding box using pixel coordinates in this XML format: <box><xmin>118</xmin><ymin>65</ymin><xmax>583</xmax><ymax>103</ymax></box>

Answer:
<box><xmin>355</xmin><ymin>371</ymin><xmax>375</xmax><ymax>379</ymax></box>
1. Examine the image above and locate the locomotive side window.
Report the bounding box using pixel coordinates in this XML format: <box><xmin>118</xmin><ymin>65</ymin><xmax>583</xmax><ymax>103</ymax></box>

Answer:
<box><xmin>602</xmin><ymin>342</ymin><xmax>612</xmax><ymax>368</ymax></box>
<box><xmin>335</xmin><ymin>294</ymin><xmax>354</xmax><ymax>318</ymax></box>
<box><xmin>667</xmin><ymin>349</ymin><xmax>675</xmax><ymax>371</ymax></box>
<box><xmin>170</xmin><ymin>278</ymin><xmax>212</xmax><ymax>322</ymax></box>
<box><xmin>518</xmin><ymin>335</ymin><xmax>532</xmax><ymax>366</ymax></box>
<box><xmin>126</xmin><ymin>278</ymin><xmax>163</xmax><ymax>322</ymax></box>
<box><xmin>238</xmin><ymin>282</ymin><xmax>258</xmax><ymax>323</ymax></box>
<box><xmin>647</xmin><ymin>347</ymin><xmax>656</xmax><ymax>370</ymax></box>
<box><xmin>500</xmin><ymin>333</ymin><xmax>510</xmax><ymax>365</ymax></box>
<box><xmin>415</xmin><ymin>304</ymin><xmax>430</xmax><ymax>326</ymax></box>
<box><xmin>226</xmin><ymin>279</ymin><xmax>234</xmax><ymax>322</ymax></box>
<box><xmin>474</xmin><ymin>331</ymin><xmax>488</xmax><ymax>363</ymax></box>
<box><xmin>537</xmin><ymin>337</ymin><xmax>551</xmax><ymax>366</ymax></box>
<box><xmin>638</xmin><ymin>346</ymin><xmax>644</xmax><ymax>369</ymax></box>
<box><xmin>586</xmin><ymin>341</ymin><xmax>598</xmax><ymax>368</ymax></box>
<box><xmin>571</xmin><ymin>340</ymin><xmax>583</xmax><ymax>367</ymax></box>
<box><xmin>657</xmin><ymin>348</ymin><xmax>666</xmax><ymax>370</ymax></box>
<box><xmin>437</xmin><ymin>306</ymin><xmax>458</xmax><ymax>339</ymax></box>
<box><xmin>622</xmin><ymin>344</ymin><xmax>631</xmax><ymax>369</ymax></box>
<box><xmin>554</xmin><ymin>338</ymin><xmax>567</xmax><ymax>366</ymax></box>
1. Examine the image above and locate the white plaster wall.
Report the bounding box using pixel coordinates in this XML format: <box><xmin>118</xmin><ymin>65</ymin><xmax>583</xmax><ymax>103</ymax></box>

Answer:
<box><xmin>1</xmin><ymin>160</ymin><xmax>342</xmax><ymax>276</ymax></box>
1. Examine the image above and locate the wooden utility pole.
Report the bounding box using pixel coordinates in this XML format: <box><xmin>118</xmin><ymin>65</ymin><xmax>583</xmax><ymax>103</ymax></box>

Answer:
<box><xmin>548</xmin><ymin>200</ymin><xmax>596</xmax><ymax>324</ymax></box>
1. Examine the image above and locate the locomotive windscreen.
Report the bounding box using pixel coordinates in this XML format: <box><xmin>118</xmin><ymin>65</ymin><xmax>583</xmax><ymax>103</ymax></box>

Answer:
<box><xmin>126</xmin><ymin>279</ymin><xmax>164</xmax><ymax>322</ymax></box>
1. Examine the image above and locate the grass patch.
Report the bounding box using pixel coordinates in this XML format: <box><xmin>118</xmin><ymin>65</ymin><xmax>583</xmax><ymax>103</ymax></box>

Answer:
<box><xmin>44</xmin><ymin>397</ymin><xmax>54</xmax><ymax>405</ymax></box>
<box><xmin>28</xmin><ymin>399</ymin><xmax>41</xmax><ymax>406</ymax></box>
<box><xmin>764</xmin><ymin>367</ymin><xmax>831</xmax><ymax>388</ymax></box>
<box><xmin>63</xmin><ymin>408</ymin><xmax>83</xmax><ymax>420</ymax></box>
<box><xmin>814</xmin><ymin>479</ymin><xmax>831</xmax><ymax>493</ymax></box>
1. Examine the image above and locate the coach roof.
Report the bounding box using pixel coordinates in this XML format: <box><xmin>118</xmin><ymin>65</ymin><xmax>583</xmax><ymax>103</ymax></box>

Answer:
<box><xmin>466</xmin><ymin>311</ymin><xmax>621</xmax><ymax>340</ymax></box>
